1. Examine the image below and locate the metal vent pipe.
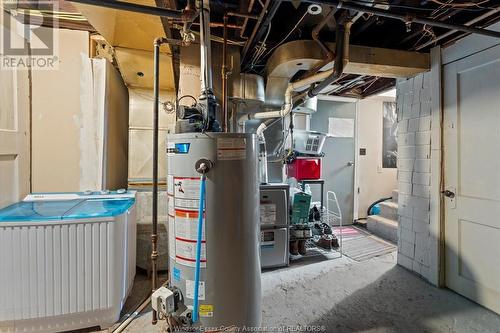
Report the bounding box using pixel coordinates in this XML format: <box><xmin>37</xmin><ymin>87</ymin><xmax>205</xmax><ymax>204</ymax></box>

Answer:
<box><xmin>308</xmin><ymin>20</ymin><xmax>351</xmax><ymax>97</ymax></box>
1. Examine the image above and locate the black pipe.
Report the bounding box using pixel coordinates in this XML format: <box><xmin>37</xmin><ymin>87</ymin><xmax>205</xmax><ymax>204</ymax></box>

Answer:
<box><xmin>283</xmin><ymin>0</ymin><xmax>500</xmax><ymax>40</ymax></box>
<box><xmin>151</xmin><ymin>36</ymin><xmax>167</xmax><ymax>325</ymax></box>
<box><xmin>415</xmin><ymin>7</ymin><xmax>500</xmax><ymax>50</ymax></box>
<box><xmin>68</xmin><ymin>0</ymin><xmax>185</xmax><ymax>19</ymax></box>
<box><xmin>308</xmin><ymin>21</ymin><xmax>350</xmax><ymax>97</ymax></box>
<box><xmin>367</xmin><ymin>197</ymin><xmax>392</xmax><ymax>217</ymax></box>
<box><xmin>338</xmin><ymin>1</ymin><xmax>500</xmax><ymax>39</ymax></box>
<box><xmin>299</xmin><ymin>8</ymin><xmax>337</xmax><ymax>80</ymax></box>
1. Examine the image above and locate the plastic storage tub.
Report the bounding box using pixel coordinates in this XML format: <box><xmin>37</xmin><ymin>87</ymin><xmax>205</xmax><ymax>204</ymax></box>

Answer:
<box><xmin>0</xmin><ymin>191</ymin><xmax>136</xmax><ymax>333</ymax></box>
<box><xmin>287</xmin><ymin>158</ymin><xmax>322</xmax><ymax>180</ymax></box>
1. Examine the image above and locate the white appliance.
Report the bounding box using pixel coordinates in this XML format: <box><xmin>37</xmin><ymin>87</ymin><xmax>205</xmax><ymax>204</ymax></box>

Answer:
<box><xmin>260</xmin><ymin>184</ymin><xmax>290</xmax><ymax>268</ymax></box>
<box><xmin>0</xmin><ymin>191</ymin><xmax>137</xmax><ymax>333</ymax></box>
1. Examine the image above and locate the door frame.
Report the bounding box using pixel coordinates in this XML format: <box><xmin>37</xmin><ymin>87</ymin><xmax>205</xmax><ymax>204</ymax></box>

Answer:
<box><xmin>317</xmin><ymin>94</ymin><xmax>358</xmax><ymax>223</ymax></box>
<box><xmin>353</xmin><ymin>100</ymin><xmax>360</xmax><ymax>221</ymax></box>
<box><xmin>430</xmin><ymin>46</ymin><xmax>445</xmax><ymax>288</ymax></box>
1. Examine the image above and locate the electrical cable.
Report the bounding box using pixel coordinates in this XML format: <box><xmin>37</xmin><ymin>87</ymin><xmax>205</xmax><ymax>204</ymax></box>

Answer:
<box><xmin>177</xmin><ymin>94</ymin><xmax>197</xmax><ymax>106</ymax></box>
<box><xmin>260</xmin><ymin>9</ymin><xmax>309</xmax><ymax>61</ymax></box>
<box><xmin>249</xmin><ymin>22</ymin><xmax>273</xmax><ymax>69</ymax></box>
<box><xmin>428</xmin><ymin>0</ymin><xmax>492</xmax><ymax>8</ymax></box>
<box><xmin>349</xmin><ymin>0</ymin><xmax>494</xmax><ymax>11</ymax></box>
<box><xmin>367</xmin><ymin>197</ymin><xmax>392</xmax><ymax>216</ymax></box>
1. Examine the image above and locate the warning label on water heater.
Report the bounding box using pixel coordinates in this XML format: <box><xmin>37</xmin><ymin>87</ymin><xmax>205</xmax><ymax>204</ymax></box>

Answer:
<box><xmin>174</xmin><ymin>177</ymin><xmax>201</xmax><ymax>199</ymax></box>
<box><xmin>171</xmin><ymin>177</ymin><xmax>207</xmax><ymax>268</ymax></box>
<box><xmin>186</xmin><ymin>280</ymin><xmax>206</xmax><ymax>300</ymax></box>
<box><xmin>175</xmin><ymin>239</ymin><xmax>206</xmax><ymax>268</ymax></box>
<box><xmin>173</xmin><ymin>209</ymin><xmax>207</xmax><ymax>267</ymax></box>
<box><xmin>199</xmin><ymin>304</ymin><xmax>214</xmax><ymax>317</ymax></box>
<box><xmin>217</xmin><ymin>138</ymin><xmax>246</xmax><ymax>160</ymax></box>
<box><xmin>175</xmin><ymin>210</ymin><xmax>205</xmax><ymax>240</ymax></box>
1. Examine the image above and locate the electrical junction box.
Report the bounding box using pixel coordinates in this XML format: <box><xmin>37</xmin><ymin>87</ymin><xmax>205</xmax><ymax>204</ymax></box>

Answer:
<box><xmin>152</xmin><ymin>287</ymin><xmax>176</xmax><ymax>315</ymax></box>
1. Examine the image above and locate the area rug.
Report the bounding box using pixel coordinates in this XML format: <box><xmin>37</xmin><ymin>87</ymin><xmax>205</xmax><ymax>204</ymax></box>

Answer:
<box><xmin>334</xmin><ymin>226</ymin><xmax>397</xmax><ymax>261</ymax></box>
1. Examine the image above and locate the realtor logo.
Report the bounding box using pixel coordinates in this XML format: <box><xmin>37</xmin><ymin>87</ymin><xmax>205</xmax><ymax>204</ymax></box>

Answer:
<box><xmin>1</xmin><ymin>0</ymin><xmax>59</xmax><ymax>69</ymax></box>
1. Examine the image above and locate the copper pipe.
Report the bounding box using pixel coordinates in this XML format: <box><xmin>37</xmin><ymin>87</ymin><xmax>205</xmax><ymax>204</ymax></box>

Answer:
<box><xmin>231</xmin><ymin>102</ymin><xmax>238</xmax><ymax>133</ymax></box>
<box><xmin>222</xmin><ymin>14</ymin><xmax>229</xmax><ymax>132</ymax></box>
<box><xmin>227</xmin><ymin>11</ymin><xmax>259</xmax><ymax>19</ymax></box>
<box><xmin>191</xmin><ymin>21</ymin><xmax>243</xmax><ymax>29</ymax></box>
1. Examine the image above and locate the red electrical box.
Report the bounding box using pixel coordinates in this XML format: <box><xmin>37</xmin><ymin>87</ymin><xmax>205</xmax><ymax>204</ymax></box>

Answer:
<box><xmin>287</xmin><ymin>158</ymin><xmax>322</xmax><ymax>180</ymax></box>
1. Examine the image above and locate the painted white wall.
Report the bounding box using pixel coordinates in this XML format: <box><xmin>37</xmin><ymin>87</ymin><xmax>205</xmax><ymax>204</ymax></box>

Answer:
<box><xmin>356</xmin><ymin>96</ymin><xmax>398</xmax><ymax>219</ymax></box>
<box><xmin>32</xmin><ymin>29</ymin><xmax>129</xmax><ymax>192</ymax></box>
<box><xmin>31</xmin><ymin>28</ymin><xmax>90</xmax><ymax>192</ymax></box>
<box><xmin>128</xmin><ymin>87</ymin><xmax>176</xmax><ymax>183</ymax></box>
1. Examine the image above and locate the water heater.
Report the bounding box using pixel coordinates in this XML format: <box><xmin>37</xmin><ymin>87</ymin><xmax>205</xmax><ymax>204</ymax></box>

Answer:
<box><xmin>165</xmin><ymin>132</ymin><xmax>261</xmax><ymax>328</ymax></box>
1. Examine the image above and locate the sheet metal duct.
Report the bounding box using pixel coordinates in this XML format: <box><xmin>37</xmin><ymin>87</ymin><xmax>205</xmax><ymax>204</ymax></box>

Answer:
<box><xmin>293</xmin><ymin>96</ymin><xmax>317</xmax><ymax>114</ymax></box>
<box><xmin>231</xmin><ymin>73</ymin><xmax>265</xmax><ymax>110</ymax></box>
<box><xmin>264</xmin><ymin>39</ymin><xmax>430</xmax><ymax>106</ymax></box>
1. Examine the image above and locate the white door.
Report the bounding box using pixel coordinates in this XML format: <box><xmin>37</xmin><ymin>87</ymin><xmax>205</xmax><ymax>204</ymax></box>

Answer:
<box><xmin>0</xmin><ymin>31</ymin><xmax>31</xmax><ymax>208</ymax></box>
<box><xmin>443</xmin><ymin>44</ymin><xmax>500</xmax><ymax>314</ymax></box>
<box><xmin>311</xmin><ymin>100</ymin><xmax>356</xmax><ymax>225</ymax></box>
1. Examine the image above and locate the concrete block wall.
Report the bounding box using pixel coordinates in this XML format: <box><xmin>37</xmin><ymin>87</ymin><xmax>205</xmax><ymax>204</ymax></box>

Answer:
<box><xmin>395</xmin><ymin>70</ymin><xmax>440</xmax><ymax>285</ymax></box>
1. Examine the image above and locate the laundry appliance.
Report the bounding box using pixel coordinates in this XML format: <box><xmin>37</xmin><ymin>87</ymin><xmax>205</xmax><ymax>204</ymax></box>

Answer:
<box><xmin>0</xmin><ymin>190</ymin><xmax>137</xmax><ymax>333</ymax></box>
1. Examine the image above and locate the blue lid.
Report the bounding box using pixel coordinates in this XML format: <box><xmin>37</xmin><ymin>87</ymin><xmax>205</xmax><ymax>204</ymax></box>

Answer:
<box><xmin>0</xmin><ymin>198</ymin><xmax>134</xmax><ymax>222</ymax></box>
<box><xmin>63</xmin><ymin>199</ymin><xmax>135</xmax><ymax>219</ymax></box>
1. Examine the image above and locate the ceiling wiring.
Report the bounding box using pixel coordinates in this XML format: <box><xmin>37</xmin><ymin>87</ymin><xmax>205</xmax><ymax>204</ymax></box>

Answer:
<box><xmin>349</xmin><ymin>0</ymin><xmax>493</xmax><ymax>11</ymax></box>
<box><xmin>259</xmin><ymin>9</ymin><xmax>310</xmax><ymax>61</ymax></box>
<box><xmin>428</xmin><ymin>0</ymin><xmax>492</xmax><ymax>8</ymax></box>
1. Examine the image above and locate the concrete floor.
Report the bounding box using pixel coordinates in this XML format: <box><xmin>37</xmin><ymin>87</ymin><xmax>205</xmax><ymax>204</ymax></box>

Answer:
<box><xmin>119</xmin><ymin>252</ymin><xmax>500</xmax><ymax>333</ymax></box>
